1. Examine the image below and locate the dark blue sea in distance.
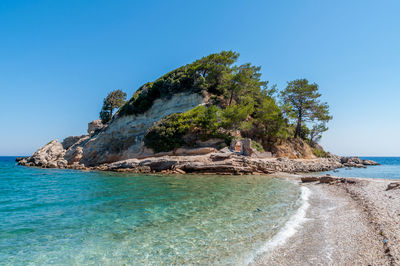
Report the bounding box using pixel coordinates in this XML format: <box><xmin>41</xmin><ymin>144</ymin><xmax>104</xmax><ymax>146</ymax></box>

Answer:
<box><xmin>323</xmin><ymin>157</ymin><xmax>400</xmax><ymax>179</ymax></box>
<box><xmin>0</xmin><ymin>156</ymin><xmax>302</xmax><ymax>265</ymax></box>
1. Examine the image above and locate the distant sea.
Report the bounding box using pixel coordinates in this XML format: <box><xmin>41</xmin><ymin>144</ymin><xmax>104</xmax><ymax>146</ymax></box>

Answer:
<box><xmin>323</xmin><ymin>157</ymin><xmax>400</xmax><ymax>179</ymax></box>
<box><xmin>0</xmin><ymin>156</ymin><xmax>304</xmax><ymax>265</ymax></box>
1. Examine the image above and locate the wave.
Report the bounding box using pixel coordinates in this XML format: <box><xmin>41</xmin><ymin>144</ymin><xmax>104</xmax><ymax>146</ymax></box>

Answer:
<box><xmin>245</xmin><ymin>185</ymin><xmax>311</xmax><ymax>265</ymax></box>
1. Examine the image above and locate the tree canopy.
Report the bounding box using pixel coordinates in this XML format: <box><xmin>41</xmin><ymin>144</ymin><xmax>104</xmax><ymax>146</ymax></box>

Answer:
<box><xmin>100</xmin><ymin>89</ymin><xmax>127</xmax><ymax>123</ymax></box>
<box><xmin>103</xmin><ymin>52</ymin><xmax>332</xmax><ymax>155</ymax></box>
<box><xmin>280</xmin><ymin>79</ymin><xmax>332</xmax><ymax>139</ymax></box>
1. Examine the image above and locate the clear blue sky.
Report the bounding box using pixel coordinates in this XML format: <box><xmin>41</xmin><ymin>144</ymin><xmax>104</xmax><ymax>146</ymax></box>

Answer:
<box><xmin>1</xmin><ymin>0</ymin><xmax>399</xmax><ymax>156</ymax></box>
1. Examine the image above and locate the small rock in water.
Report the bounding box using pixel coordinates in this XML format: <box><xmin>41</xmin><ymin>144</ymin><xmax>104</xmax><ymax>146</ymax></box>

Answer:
<box><xmin>386</xmin><ymin>182</ymin><xmax>400</xmax><ymax>191</ymax></box>
<box><xmin>319</xmin><ymin>176</ymin><xmax>336</xmax><ymax>184</ymax></box>
<box><xmin>301</xmin><ymin>177</ymin><xmax>320</xmax><ymax>183</ymax></box>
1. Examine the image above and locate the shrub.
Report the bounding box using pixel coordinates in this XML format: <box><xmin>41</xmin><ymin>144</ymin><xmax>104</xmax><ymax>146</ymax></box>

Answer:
<box><xmin>312</xmin><ymin>147</ymin><xmax>329</xmax><ymax>158</ymax></box>
<box><xmin>144</xmin><ymin>106</ymin><xmax>232</xmax><ymax>153</ymax></box>
<box><xmin>251</xmin><ymin>141</ymin><xmax>265</xmax><ymax>152</ymax></box>
<box><xmin>118</xmin><ymin>51</ymin><xmax>239</xmax><ymax>117</ymax></box>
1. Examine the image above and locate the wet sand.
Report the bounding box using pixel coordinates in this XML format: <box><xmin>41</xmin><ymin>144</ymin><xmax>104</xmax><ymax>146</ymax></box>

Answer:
<box><xmin>253</xmin><ymin>176</ymin><xmax>398</xmax><ymax>265</ymax></box>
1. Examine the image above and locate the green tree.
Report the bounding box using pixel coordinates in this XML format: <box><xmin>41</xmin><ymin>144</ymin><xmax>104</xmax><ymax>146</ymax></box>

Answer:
<box><xmin>251</xmin><ymin>95</ymin><xmax>287</xmax><ymax>142</ymax></box>
<box><xmin>227</xmin><ymin>63</ymin><xmax>266</xmax><ymax>106</ymax></box>
<box><xmin>221</xmin><ymin>103</ymin><xmax>254</xmax><ymax>130</ymax></box>
<box><xmin>100</xmin><ymin>89</ymin><xmax>127</xmax><ymax>123</ymax></box>
<box><xmin>190</xmin><ymin>50</ymin><xmax>239</xmax><ymax>95</ymax></box>
<box><xmin>280</xmin><ymin>79</ymin><xmax>332</xmax><ymax>138</ymax></box>
<box><xmin>309</xmin><ymin>123</ymin><xmax>328</xmax><ymax>145</ymax></box>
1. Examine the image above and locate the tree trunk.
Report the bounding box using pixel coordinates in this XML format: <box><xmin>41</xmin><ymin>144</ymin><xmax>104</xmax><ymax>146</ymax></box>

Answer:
<box><xmin>229</xmin><ymin>90</ymin><xmax>234</xmax><ymax>105</ymax></box>
<box><xmin>294</xmin><ymin>116</ymin><xmax>302</xmax><ymax>138</ymax></box>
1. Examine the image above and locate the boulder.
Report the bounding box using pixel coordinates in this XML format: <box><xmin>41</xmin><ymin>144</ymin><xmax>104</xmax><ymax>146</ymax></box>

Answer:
<box><xmin>349</xmin><ymin>157</ymin><xmax>362</xmax><ymax>164</ymax></box>
<box><xmin>62</xmin><ymin>136</ymin><xmax>86</xmax><ymax>150</ymax></box>
<box><xmin>87</xmin><ymin>119</ymin><xmax>104</xmax><ymax>136</ymax></box>
<box><xmin>19</xmin><ymin>140</ymin><xmax>66</xmax><ymax>168</ymax></box>
<box><xmin>340</xmin><ymin>156</ymin><xmax>379</xmax><ymax>166</ymax></box>
<box><xmin>319</xmin><ymin>175</ymin><xmax>336</xmax><ymax>184</ymax></box>
<box><xmin>343</xmin><ymin>162</ymin><xmax>367</xmax><ymax>168</ymax></box>
<box><xmin>386</xmin><ymin>183</ymin><xmax>400</xmax><ymax>191</ymax></box>
<box><xmin>139</xmin><ymin>158</ymin><xmax>177</xmax><ymax>171</ymax></box>
<box><xmin>328</xmin><ymin>153</ymin><xmax>341</xmax><ymax>162</ymax></box>
<box><xmin>15</xmin><ymin>157</ymin><xmax>27</xmax><ymax>162</ymax></box>
<box><xmin>301</xmin><ymin>176</ymin><xmax>320</xmax><ymax>183</ymax></box>
<box><xmin>65</xmin><ymin>146</ymin><xmax>83</xmax><ymax>165</ymax></box>
<box><xmin>362</xmin><ymin>159</ymin><xmax>380</xmax><ymax>166</ymax></box>
<box><xmin>174</xmin><ymin>169</ymin><xmax>186</xmax><ymax>174</ymax></box>
<box><xmin>340</xmin><ymin>156</ymin><xmax>350</xmax><ymax>164</ymax></box>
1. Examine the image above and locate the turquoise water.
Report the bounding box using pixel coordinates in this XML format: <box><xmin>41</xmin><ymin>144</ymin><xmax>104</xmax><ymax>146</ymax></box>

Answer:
<box><xmin>0</xmin><ymin>157</ymin><xmax>302</xmax><ymax>265</ymax></box>
<box><xmin>323</xmin><ymin>157</ymin><xmax>400</xmax><ymax>179</ymax></box>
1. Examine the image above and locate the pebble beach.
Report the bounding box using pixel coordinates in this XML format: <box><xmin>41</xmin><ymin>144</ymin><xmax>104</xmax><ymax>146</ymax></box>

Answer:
<box><xmin>254</xmin><ymin>175</ymin><xmax>400</xmax><ymax>265</ymax></box>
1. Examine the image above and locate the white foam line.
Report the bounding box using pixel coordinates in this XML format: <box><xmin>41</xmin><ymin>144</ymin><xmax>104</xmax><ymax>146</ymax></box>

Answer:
<box><xmin>245</xmin><ymin>186</ymin><xmax>311</xmax><ymax>265</ymax></box>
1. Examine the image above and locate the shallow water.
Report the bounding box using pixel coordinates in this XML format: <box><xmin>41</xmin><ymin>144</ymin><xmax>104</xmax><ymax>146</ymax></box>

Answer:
<box><xmin>323</xmin><ymin>157</ymin><xmax>400</xmax><ymax>179</ymax></box>
<box><xmin>0</xmin><ymin>157</ymin><xmax>302</xmax><ymax>265</ymax></box>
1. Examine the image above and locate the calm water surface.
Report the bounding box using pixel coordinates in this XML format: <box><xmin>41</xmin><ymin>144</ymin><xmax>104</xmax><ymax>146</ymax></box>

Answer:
<box><xmin>0</xmin><ymin>156</ymin><xmax>302</xmax><ymax>265</ymax></box>
<box><xmin>323</xmin><ymin>157</ymin><xmax>400</xmax><ymax>179</ymax></box>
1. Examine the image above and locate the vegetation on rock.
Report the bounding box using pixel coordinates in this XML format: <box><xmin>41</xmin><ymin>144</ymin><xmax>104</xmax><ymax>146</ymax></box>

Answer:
<box><xmin>312</xmin><ymin>147</ymin><xmax>330</xmax><ymax>158</ymax></box>
<box><xmin>115</xmin><ymin>51</ymin><xmax>332</xmax><ymax>154</ymax></box>
<box><xmin>119</xmin><ymin>51</ymin><xmax>239</xmax><ymax>116</ymax></box>
<box><xmin>144</xmin><ymin>106</ymin><xmax>232</xmax><ymax>153</ymax></box>
<box><xmin>100</xmin><ymin>89</ymin><xmax>127</xmax><ymax>123</ymax></box>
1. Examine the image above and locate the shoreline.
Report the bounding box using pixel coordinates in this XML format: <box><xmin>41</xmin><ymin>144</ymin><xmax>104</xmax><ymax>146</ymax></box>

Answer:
<box><xmin>246</xmin><ymin>185</ymin><xmax>311</xmax><ymax>265</ymax></box>
<box><xmin>11</xmin><ymin>155</ymin><xmax>400</xmax><ymax>264</ymax></box>
<box><xmin>253</xmin><ymin>174</ymin><xmax>399</xmax><ymax>265</ymax></box>
<box><xmin>16</xmin><ymin>152</ymin><xmax>352</xmax><ymax>175</ymax></box>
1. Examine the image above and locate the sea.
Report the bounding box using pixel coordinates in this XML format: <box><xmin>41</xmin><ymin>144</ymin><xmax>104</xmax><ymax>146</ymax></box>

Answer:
<box><xmin>322</xmin><ymin>157</ymin><xmax>400</xmax><ymax>179</ymax></box>
<box><xmin>0</xmin><ymin>156</ymin><xmax>398</xmax><ymax>265</ymax></box>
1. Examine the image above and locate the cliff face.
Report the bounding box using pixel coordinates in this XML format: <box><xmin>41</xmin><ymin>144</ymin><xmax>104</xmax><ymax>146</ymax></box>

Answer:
<box><xmin>20</xmin><ymin>92</ymin><xmax>205</xmax><ymax>168</ymax></box>
<box><xmin>81</xmin><ymin>92</ymin><xmax>205</xmax><ymax>166</ymax></box>
<box><xmin>271</xmin><ymin>138</ymin><xmax>317</xmax><ymax>159</ymax></box>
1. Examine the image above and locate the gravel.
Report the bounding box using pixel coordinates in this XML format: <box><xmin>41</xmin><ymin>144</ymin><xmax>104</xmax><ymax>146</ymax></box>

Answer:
<box><xmin>252</xmin><ymin>177</ymin><xmax>394</xmax><ymax>265</ymax></box>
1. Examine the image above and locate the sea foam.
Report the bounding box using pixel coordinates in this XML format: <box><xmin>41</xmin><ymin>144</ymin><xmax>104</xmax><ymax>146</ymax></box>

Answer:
<box><xmin>245</xmin><ymin>185</ymin><xmax>311</xmax><ymax>265</ymax></box>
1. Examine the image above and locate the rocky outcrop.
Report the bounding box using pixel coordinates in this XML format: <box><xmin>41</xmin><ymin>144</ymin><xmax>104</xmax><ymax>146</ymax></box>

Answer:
<box><xmin>341</xmin><ymin>156</ymin><xmax>380</xmax><ymax>168</ymax></box>
<box><xmin>92</xmin><ymin>151</ymin><xmax>344</xmax><ymax>175</ymax></box>
<box><xmin>301</xmin><ymin>175</ymin><xmax>357</xmax><ymax>184</ymax></box>
<box><xmin>386</xmin><ymin>183</ymin><xmax>400</xmax><ymax>191</ymax></box>
<box><xmin>362</xmin><ymin>159</ymin><xmax>380</xmax><ymax>166</ymax></box>
<box><xmin>81</xmin><ymin>92</ymin><xmax>205</xmax><ymax>166</ymax></box>
<box><xmin>18</xmin><ymin>131</ymin><xmax>380</xmax><ymax>175</ymax></box>
<box><xmin>19</xmin><ymin>92</ymin><xmax>206</xmax><ymax>168</ymax></box>
<box><xmin>18</xmin><ymin>90</ymin><xmax>379</xmax><ymax>175</ymax></box>
<box><xmin>18</xmin><ymin>140</ymin><xmax>67</xmax><ymax>168</ymax></box>
<box><xmin>87</xmin><ymin>120</ymin><xmax>104</xmax><ymax>136</ymax></box>
<box><xmin>62</xmin><ymin>135</ymin><xmax>86</xmax><ymax>150</ymax></box>
<box><xmin>271</xmin><ymin>138</ymin><xmax>316</xmax><ymax>159</ymax></box>
<box><xmin>18</xmin><ymin>134</ymin><xmax>90</xmax><ymax>169</ymax></box>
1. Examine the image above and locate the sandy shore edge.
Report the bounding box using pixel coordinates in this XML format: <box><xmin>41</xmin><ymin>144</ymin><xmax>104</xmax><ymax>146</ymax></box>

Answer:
<box><xmin>252</xmin><ymin>175</ymin><xmax>399</xmax><ymax>265</ymax></box>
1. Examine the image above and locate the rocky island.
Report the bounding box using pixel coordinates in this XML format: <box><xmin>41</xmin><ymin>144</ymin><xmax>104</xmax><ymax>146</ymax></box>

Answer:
<box><xmin>18</xmin><ymin>51</ymin><xmax>378</xmax><ymax>174</ymax></box>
